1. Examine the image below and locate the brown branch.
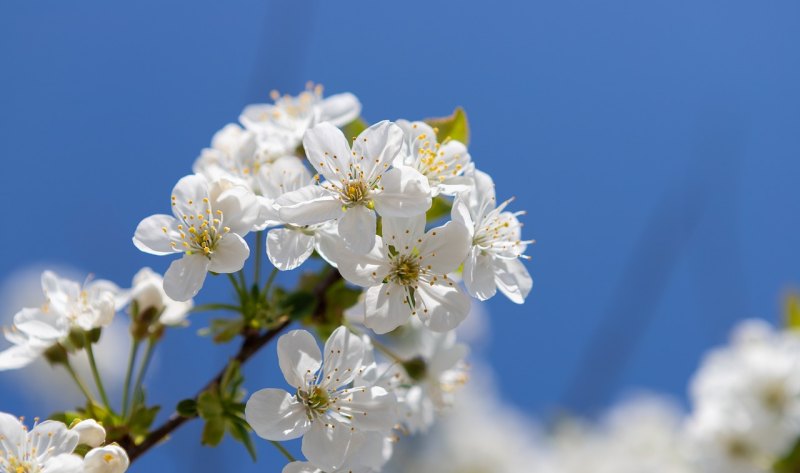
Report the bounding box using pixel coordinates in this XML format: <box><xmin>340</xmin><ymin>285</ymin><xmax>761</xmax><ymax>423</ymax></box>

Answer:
<box><xmin>123</xmin><ymin>269</ymin><xmax>342</xmax><ymax>463</ymax></box>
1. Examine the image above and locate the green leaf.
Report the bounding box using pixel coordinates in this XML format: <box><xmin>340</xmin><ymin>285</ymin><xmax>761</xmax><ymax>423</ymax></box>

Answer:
<box><xmin>426</xmin><ymin>196</ymin><xmax>453</xmax><ymax>224</ymax></box>
<box><xmin>785</xmin><ymin>293</ymin><xmax>800</xmax><ymax>331</ymax></box>
<box><xmin>201</xmin><ymin>417</ymin><xmax>226</xmax><ymax>446</ymax></box>
<box><xmin>197</xmin><ymin>391</ymin><xmax>224</xmax><ymax>420</ymax></box>
<box><xmin>203</xmin><ymin>318</ymin><xmax>245</xmax><ymax>344</ymax></box>
<box><xmin>341</xmin><ymin>117</ymin><xmax>368</xmax><ymax>143</ymax></box>
<box><xmin>176</xmin><ymin>399</ymin><xmax>198</xmax><ymax>418</ymax></box>
<box><xmin>228</xmin><ymin>418</ymin><xmax>258</xmax><ymax>461</ymax></box>
<box><xmin>220</xmin><ymin>361</ymin><xmax>243</xmax><ymax>395</ymax></box>
<box><xmin>424</xmin><ymin>107</ymin><xmax>470</xmax><ymax>145</ymax></box>
<box><xmin>774</xmin><ymin>437</ymin><xmax>800</xmax><ymax>472</ymax></box>
<box><xmin>278</xmin><ymin>291</ymin><xmax>318</xmax><ymax>321</ymax></box>
<box><xmin>128</xmin><ymin>405</ymin><xmax>160</xmax><ymax>437</ymax></box>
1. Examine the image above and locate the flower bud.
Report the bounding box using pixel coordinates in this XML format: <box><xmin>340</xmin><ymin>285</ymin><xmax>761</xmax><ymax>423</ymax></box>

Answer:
<box><xmin>83</xmin><ymin>444</ymin><xmax>130</xmax><ymax>473</ymax></box>
<box><xmin>71</xmin><ymin>419</ymin><xmax>106</xmax><ymax>447</ymax></box>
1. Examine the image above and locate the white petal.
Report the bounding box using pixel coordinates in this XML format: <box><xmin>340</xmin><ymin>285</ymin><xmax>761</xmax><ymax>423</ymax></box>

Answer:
<box><xmin>208</xmin><ymin>233</ymin><xmax>250</xmax><ymax>273</ymax></box>
<box><xmin>42</xmin><ymin>454</ymin><xmax>84</xmax><ymax>473</ymax></box>
<box><xmin>415</xmin><ymin>283</ymin><xmax>471</xmax><ymax>332</ymax></box>
<box><xmin>212</xmin><ymin>181</ymin><xmax>260</xmax><ymax>235</ymax></box>
<box><xmin>463</xmin><ymin>247</ymin><xmax>497</xmax><ymax>301</ymax></box>
<box><xmin>301</xmin><ymin>421</ymin><xmax>353</xmax><ymax>472</ymax></box>
<box><xmin>372</xmin><ymin>166</ymin><xmax>431</xmax><ymax>217</ymax></box>
<box><xmin>321</xmin><ymin>326</ymin><xmax>366</xmax><ymax>390</ymax></box>
<box><xmin>319</xmin><ymin>237</ymin><xmax>390</xmax><ymax>287</ymax></box>
<box><xmin>418</xmin><ymin>220</ymin><xmax>471</xmax><ymax>275</ymax></box>
<box><xmin>30</xmin><ymin>420</ymin><xmax>79</xmax><ymax>458</ymax></box>
<box><xmin>276</xmin><ymin>185</ymin><xmax>343</xmax><ymax>226</ymax></box>
<box><xmin>0</xmin><ymin>344</ymin><xmax>45</xmax><ymax>371</ymax></box>
<box><xmin>0</xmin><ymin>413</ymin><xmax>24</xmax><ymax>453</ymax></box>
<box><xmin>338</xmin><ymin>206</ymin><xmax>377</xmax><ymax>253</ymax></box>
<box><xmin>340</xmin><ymin>386</ymin><xmax>397</xmax><ymax>432</ymax></box>
<box><xmin>278</xmin><ymin>330</ymin><xmax>322</xmax><ymax>389</ymax></box>
<box><xmin>302</xmin><ymin>122</ymin><xmax>352</xmax><ymax>183</ymax></box>
<box><xmin>364</xmin><ymin>284</ymin><xmax>411</xmax><ymax>335</ymax></box>
<box><xmin>171</xmin><ymin>174</ymin><xmax>210</xmax><ymax>220</ymax></box>
<box><xmin>351</xmin><ymin>121</ymin><xmax>404</xmax><ymax>181</ymax></box>
<box><xmin>319</xmin><ymin>92</ymin><xmax>362</xmax><ymax>127</ymax></box>
<box><xmin>451</xmin><ymin>194</ymin><xmax>475</xmax><ymax>239</ymax></box>
<box><xmin>13</xmin><ymin>308</ymin><xmax>68</xmax><ymax>342</ymax></box>
<box><xmin>71</xmin><ymin>419</ymin><xmax>106</xmax><ymax>448</ymax></box>
<box><xmin>133</xmin><ymin>214</ymin><xmax>181</xmax><ymax>255</ymax></box>
<box><xmin>381</xmin><ymin>215</ymin><xmax>425</xmax><ymax>253</ymax></box>
<box><xmin>245</xmin><ymin>389</ymin><xmax>312</xmax><ymax>441</ymax></box>
<box><xmin>82</xmin><ymin>445</ymin><xmax>129</xmax><ymax>473</ymax></box>
<box><xmin>267</xmin><ymin>228</ymin><xmax>316</xmax><ymax>271</ymax></box>
<box><xmin>495</xmin><ymin>257</ymin><xmax>533</xmax><ymax>304</ymax></box>
<box><xmin>163</xmin><ymin>255</ymin><xmax>210</xmax><ymax>302</ymax></box>
<box><xmin>282</xmin><ymin>462</ymin><xmax>321</xmax><ymax>473</ymax></box>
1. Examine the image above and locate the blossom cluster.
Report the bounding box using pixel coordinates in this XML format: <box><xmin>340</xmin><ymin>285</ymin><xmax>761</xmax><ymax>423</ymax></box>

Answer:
<box><xmin>0</xmin><ymin>84</ymin><xmax>533</xmax><ymax>472</ymax></box>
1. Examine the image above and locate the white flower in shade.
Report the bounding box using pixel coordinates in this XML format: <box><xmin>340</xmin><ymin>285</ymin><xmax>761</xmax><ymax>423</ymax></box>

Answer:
<box><xmin>82</xmin><ymin>444</ymin><xmax>129</xmax><ymax>473</ymax></box>
<box><xmin>275</xmin><ymin>121</ymin><xmax>432</xmax><ymax>253</ymax></box>
<box><xmin>71</xmin><ymin>419</ymin><xmax>105</xmax><ymax>448</ymax></box>
<box><xmin>240</xmin><ymin>83</ymin><xmax>362</xmax><ymax>155</ymax></box>
<box><xmin>0</xmin><ymin>307</ymin><xmax>69</xmax><ymax>371</ymax></box>
<box><xmin>245</xmin><ymin>327</ymin><xmax>397</xmax><ymax>472</ymax></box>
<box><xmin>133</xmin><ymin>174</ymin><xmax>260</xmax><ymax>301</ymax></box>
<box><xmin>452</xmin><ymin>170</ymin><xmax>533</xmax><ymax>304</ymax></box>
<box><xmin>129</xmin><ymin>267</ymin><xmax>193</xmax><ymax>326</ymax></box>
<box><xmin>324</xmin><ymin>215</ymin><xmax>471</xmax><ymax>334</ymax></box>
<box><xmin>193</xmin><ymin>123</ymin><xmax>260</xmax><ymax>186</ymax></box>
<box><xmin>396</xmin><ymin>120</ymin><xmax>474</xmax><ymax>196</ymax></box>
<box><xmin>0</xmin><ymin>413</ymin><xmax>84</xmax><ymax>473</ymax></box>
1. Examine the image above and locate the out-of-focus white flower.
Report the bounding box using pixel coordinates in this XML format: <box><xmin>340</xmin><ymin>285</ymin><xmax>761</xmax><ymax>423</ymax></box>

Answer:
<box><xmin>71</xmin><ymin>418</ymin><xmax>106</xmax><ymax>448</ymax></box>
<box><xmin>452</xmin><ymin>169</ymin><xmax>533</xmax><ymax>304</ymax></box>
<box><xmin>133</xmin><ymin>175</ymin><xmax>260</xmax><ymax>301</ymax></box>
<box><xmin>396</xmin><ymin>120</ymin><xmax>473</xmax><ymax>196</ymax></box>
<box><xmin>326</xmin><ymin>215</ymin><xmax>471</xmax><ymax>333</ymax></box>
<box><xmin>0</xmin><ymin>412</ymin><xmax>84</xmax><ymax>473</ymax></box>
<box><xmin>240</xmin><ymin>84</ymin><xmax>362</xmax><ymax>156</ymax></box>
<box><xmin>83</xmin><ymin>444</ymin><xmax>130</xmax><ymax>473</ymax></box>
<box><xmin>129</xmin><ymin>267</ymin><xmax>193</xmax><ymax>326</ymax></box>
<box><xmin>275</xmin><ymin>121</ymin><xmax>432</xmax><ymax>253</ymax></box>
<box><xmin>245</xmin><ymin>327</ymin><xmax>397</xmax><ymax>472</ymax></box>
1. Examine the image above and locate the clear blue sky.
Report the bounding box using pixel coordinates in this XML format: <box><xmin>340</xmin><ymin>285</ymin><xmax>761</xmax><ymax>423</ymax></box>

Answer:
<box><xmin>2</xmin><ymin>1</ymin><xmax>800</xmax><ymax>471</ymax></box>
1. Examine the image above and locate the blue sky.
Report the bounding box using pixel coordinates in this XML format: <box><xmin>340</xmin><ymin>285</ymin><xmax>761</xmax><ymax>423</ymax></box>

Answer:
<box><xmin>2</xmin><ymin>1</ymin><xmax>800</xmax><ymax>470</ymax></box>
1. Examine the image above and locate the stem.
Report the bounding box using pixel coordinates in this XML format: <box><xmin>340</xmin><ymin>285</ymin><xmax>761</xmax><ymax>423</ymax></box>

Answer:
<box><xmin>270</xmin><ymin>440</ymin><xmax>296</xmax><ymax>462</ymax></box>
<box><xmin>85</xmin><ymin>333</ymin><xmax>113</xmax><ymax>411</ymax></box>
<box><xmin>190</xmin><ymin>303</ymin><xmax>242</xmax><ymax>313</ymax></box>
<box><xmin>227</xmin><ymin>273</ymin><xmax>243</xmax><ymax>298</ymax></box>
<box><xmin>124</xmin><ymin>270</ymin><xmax>343</xmax><ymax>464</ymax></box>
<box><xmin>237</xmin><ymin>270</ymin><xmax>247</xmax><ymax>292</ymax></box>
<box><xmin>132</xmin><ymin>338</ymin><xmax>158</xmax><ymax>404</ymax></box>
<box><xmin>254</xmin><ymin>231</ymin><xmax>263</xmax><ymax>285</ymax></box>
<box><xmin>122</xmin><ymin>339</ymin><xmax>142</xmax><ymax>418</ymax></box>
<box><xmin>63</xmin><ymin>358</ymin><xmax>97</xmax><ymax>404</ymax></box>
<box><xmin>263</xmin><ymin>267</ymin><xmax>279</xmax><ymax>296</ymax></box>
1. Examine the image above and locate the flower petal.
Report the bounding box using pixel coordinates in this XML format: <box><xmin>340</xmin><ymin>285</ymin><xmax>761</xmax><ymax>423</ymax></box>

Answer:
<box><xmin>372</xmin><ymin>166</ymin><xmax>431</xmax><ymax>217</ymax></box>
<box><xmin>13</xmin><ymin>308</ymin><xmax>68</xmax><ymax>342</ymax></box>
<box><xmin>338</xmin><ymin>206</ymin><xmax>377</xmax><ymax>253</ymax></box>
<box><xmin>319</xmin><ymin>92</ymin><xmax>362</xmax><ymax>127</ymax></box>
<box><xmin>302</xmin><ymin>122</ymin><xmax>352</xmax><ymax>184</ymax></box>
<box><xmin>418</xmin><ymin>220</ymin><xmax>471</xmax><ymax>275</ymax></box>
<box><xmin>415</xmin><ymin>283</ymin><xmax>471</xmax><ymax>332</ymax></box>
<box><xmin>463</xmin><ymin>247</ymin><xmax>497</xmax><ymax>301</ymax></box>
<box><xmin>42</xmin><ymin>454</ymin><xmax>84</xmax><ymax>473</ymax></box>
<box><xmin>208</xmin><ymin>233</ymin><xmax>250</xmax><ymax>273</ymax></box>
<box><xmin>30</xmin><ymin>420</ymin><xmax>79</xmax><ymax>458</ymax></box>
<box><xmin>171</xmin><ymin>174</ymin><xmax>211</xmax><ymax>221</ymax></box>
<box><xmin>381</xmin><ymin>215</ymin><xmax>425</xmax><ymax>253</ymax></box>
<box><xmin>494</xmin><ymin>257</ymin><xmax>533</xmax><ymax>304</ymax></box>
<box><xmin>133</xmin><ymin>214</ymin><xmax>182</xmax><ymax>255</ymax></box>
<box><xmin>276</xmin><ymin>185</ymin><xmax>343</xmax><ymax>226</ymax></box>
<box><xmin>163</xmin><ymin>254</ymin><xmax>210</xmax><ymax>302</ymax></box>
<box><xmin>278</xmin><ymin>329</ymin><xmax>322</xmax><ymax>389</ymax></box>
<box><xmin>321</xmin><ymin>326</ymin><xmax>366</xmax><ymax>390</ymax></box>
<box><xmin>364</xmin><ymin>284</ymin><xmax>411</xmax><ymax>334</ymax></box>
<box><xmin>267</xmin><ymin>228</ymin><xmax>316</xmax><ymax>271</ymax></box>
<box><xmin>318</xmin><ymin>236</ymin><xmax>390</xmax><ymax>287</ymax></box>
<box><xmin>0</xmin><ymin>344</ymin><xmax>45</xmax><ymax>371</ymax></box>
<box><xmin>339</xmin><ymin>386</ymin><xmax>397</xmax><ymax>432</ymax></box>
<box><xmin>301</xmin><ymin>420</ymin><xmax>353</xmax><ymax>472</ymax></box>
<box><xmin>352</xmin><ymin>121</ymin><xmax>404</xmax><ymax>182</ymax></box>
<box><xmin>282</xmin><ymin>462</ymin><xmax>321</xmax><ymax>473</ymax></box>
<box><xmin>245</xmin><ymin>388</ymin><xmax>312</xmax><ymax>441</ymax></box>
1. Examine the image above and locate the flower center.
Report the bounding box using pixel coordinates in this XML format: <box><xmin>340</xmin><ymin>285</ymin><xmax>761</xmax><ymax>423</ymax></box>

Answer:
<box><xmin>762</xmin><ymin>383</ymin><xmax>788</xmax><ymax>412</ymax></box>
<box><xmin>296</xmin><ymin>386</ymin><xmax>330</xmax><ymax>419</ymax></box>
<box><xmin>168</xmin><ymin>197</ymin><xmax>231</xmax><ymax>257</ymax></box>
<box><xmin>6</xmin><ymin>456</ymin><xmax>39</xmax><ymax>473</ymax></box>
<box><xmin>342</xmin><ymin>180</ymin><xmax>370</xmax><ymax>206</ymax></box>
<box><xmin>389</xmin><ymin>254</ymin><xmax>420</xmax><ymax>286</ymax></box>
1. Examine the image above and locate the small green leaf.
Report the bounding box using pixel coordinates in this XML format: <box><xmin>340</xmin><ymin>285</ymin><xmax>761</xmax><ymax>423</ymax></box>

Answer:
<box><xmin>201</xmin><ymin>417</ymin><xmax>226</xmax><ymax>446</ymax></box>
<box><xmin>427</xmin><ymin>196</ymin><xmax>453</xmax><ymax>224</ymax></box>
<box><xmin>785</xmin><ymin>293</ymin><xmax>800</xmax><ymax>331</ymax></box>
<box><xmin>197</xmin><ymin>391</ymin><xmax>224</xmax><ymax>419</ymax></box>
<box><xmin>341</xmin><ymin>117</ymin><xmax>368</xmax><ymax>143</ymax></box>
<box><xmin>205</xmin><ymin>318</ymin><xmax>245</xmax><ymax>344</ymax></box>
<box><xmin>176</xmin><ymin>399</ymin><xmax>198</xmax><ymax>418</ymax></box>
<box><xmin>278</xmin><ymin>291</ymin><xmax>318</xmax><ymax>321</ymax></box>
<box><xmin>228</xmin><ymin>419</ymin><xmax>257</xmax><ymax>461</ymax></box>
<box><xmin>424</xmin><ymin>107</ymin><xmax>470</xmax><ymax>145</ymax></box>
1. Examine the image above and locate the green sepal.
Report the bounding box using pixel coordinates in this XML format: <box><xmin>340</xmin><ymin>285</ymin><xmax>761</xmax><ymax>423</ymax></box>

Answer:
<box><xmin>424</xmin><ymin>107</ymin><xmax>470</xmax><ymax>144</ymax></box>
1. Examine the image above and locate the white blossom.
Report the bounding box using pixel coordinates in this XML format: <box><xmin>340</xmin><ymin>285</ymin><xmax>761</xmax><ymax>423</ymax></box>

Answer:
<box><xmin>0</xmin><ymin>413</ymin><xmax>84</xmax><ymax>473</ymax></box>
<box><xmin>133</xmin><ymin>174</ymin><xmax>260</xmax><ymax>301</ymax></box>
<box><xmin>275</xmin><ymin>121</ymin><xmax>432</xmax><ymax>253</ymax></box>
<box><xmin>396</xmin><ymin>120</ymin><xmax>474</xmax><ymax>196</ymax></box>
<box><xmin>129</xmin><ymin>267</ymin><xmax>193</xmax><ymax>326</ymax></box>
<box><xmin>82</xmin><ymin>444</ymin><xmax>129</xmax><ymax>473</ymax></box>
<box><xmin>71</xmin><ymin>419</ymin><xmax>106</xmax><ymax>448</ymax></box>
<box><xmin>245</xmin><ymin>327</ymin><xmax>397</xmax><ymax>471</ymax></box>
<box><xmin>324</xmin><ymin>215</ymin><xmax>471</xmax><ymax>334</ymax></box>
<box><xmin>452</xmin><ymin>170</ymin><xmax>533</xmax><ymax>303</ymax></box>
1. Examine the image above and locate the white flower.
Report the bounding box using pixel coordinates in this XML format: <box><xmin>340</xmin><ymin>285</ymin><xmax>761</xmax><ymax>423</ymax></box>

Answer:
<box><xmin>193</xmin><ymin>123</ymin><xmax>261</xmax><ymax>186</ymax></box>
<box><xmin>275</xmin><ymin>121</ymin><xmax>432</xmax><ymax>253</ymax></box>
<box><xmin>245</xmin><ymin>327</ymin><xmax>397</xmax><ymax>471</ymax></box>
<box><xmin>133</xmin><ymin>174</ymin><xmax>260</xmax><ymax>301</ymax></box>
<box><xmin>82</xmin><ymin>444</ymin><xmax>129</xmax><ymax>473</ymax></box>
<box><xmin>396</xmin><ymin>120</ymin><xmax>474</xmax><ymax>196</ymax></box>
<box><xmin>0</xmin><ymin>413</ymin><xmax>84</xmax><ymax>473</ymax></box>
<box><xmin>71</xmin><ymin>419</ymin><xmax>106</xmax><ymax>448</ymax></box>
<box><xmin>240</xmin><ymin>84</ymin><xmax>362</xmax><ymax>155</ymax></box>
<box><xmin>129</xmin><ymin>267</ymin><xmax>193</xmax><ymax>326</ymax></box>
<box><xmin>324</xmin><ymin>215</ymin><xmax>471</xmax><ymax>333</ymax></box>
<box><xmin>452</xmin><ymin>170</ymin><xmax>533</xmax><ymax>304</ymax></box>
<box><xmin>0</xmin><ymin>307</ymin><xmax>68</xmax><ymax>370</ymax></box>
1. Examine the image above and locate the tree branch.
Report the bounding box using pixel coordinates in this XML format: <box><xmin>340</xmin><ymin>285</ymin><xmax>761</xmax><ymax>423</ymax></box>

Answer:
<box><xmin>123</xmin><ymin>269</ymin><xmax>342</xmax><ymax>463</ymax></box>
